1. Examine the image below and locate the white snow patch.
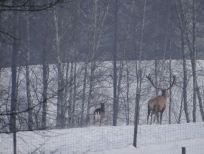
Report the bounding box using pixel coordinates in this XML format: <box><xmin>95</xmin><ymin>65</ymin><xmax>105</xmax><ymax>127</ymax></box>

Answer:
<box><xmin>0</xmin><ymin>122</ymin><xmax>204</xmax><ymax>154</ymax></box>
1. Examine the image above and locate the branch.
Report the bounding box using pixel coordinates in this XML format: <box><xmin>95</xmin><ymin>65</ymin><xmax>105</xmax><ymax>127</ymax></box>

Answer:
<box><xmin>0</xmin><ymin>30</ymin><xmax>17</xmax><ymax>40</ymax></box>
<box><xmin>0</xmin><ymin>0</ymin><xmax>68</xmax><ymax>12</ymax></box>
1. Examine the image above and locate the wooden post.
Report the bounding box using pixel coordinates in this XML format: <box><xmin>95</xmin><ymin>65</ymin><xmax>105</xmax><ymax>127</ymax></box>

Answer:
<box><xmin>182</xmin><ymin>147</ymin><xmax>186</xmax><ymax>154</ymax></box>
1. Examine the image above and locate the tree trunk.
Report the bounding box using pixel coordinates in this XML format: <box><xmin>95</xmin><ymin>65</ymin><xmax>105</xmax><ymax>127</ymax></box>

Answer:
<box><xmin>133</xmin><ymin>61</ymin><xmax>143</xmax><ymax>147</ymax></box>
<box><xmin>176</xmin><ymin>0</ymin><xmax>191</xmax><ymax>123</ymax></box>
<box><xmin>191</xmin><ymin>0</ymin><xmax>197</xmax><ymax>122</ymax></box>
<box><xmin>68</xmin><ymin>62</ymin><xmax>74</xmax><ymax>126</ymax></box>
<box><xmin>10</xmin><ymin>2</ymin><xmax>19</xmax><ymax>153</ymax></box>
<box><xmin>81</xmin><ymin>63</ymin><xmax>88</xmax><ymax>127</ymax></box>
<box><xmin>71</xmin><ymin>62</ymin><xmax>77</xmax><ymax>126</ymax></box>
<box><xmin>86</xmin><ymin>62</ymin><xmax>95</xmax><ymax>125</ymax></box>
<box><xmin>154</xmin><ymin>59</ymin><xmax>159</xmax><ymax>96</ymax></box>
<box><xmin>125</xmin><ymin>61</ymin><xmax>130</xmax><ymax>125</ymax></box>
<box><xmin>112</xmin><ymin>0</ymin><xmax>118</xmax><ymax>126</ymax></box>
<box><xmin>133</xmin><ymin>0</ymin><xmax>147</xmax><ymax>147</ymax></box>
<box><xmin>181</xmin><ymin>29</ymin><xmax>190</xmax><ymax>123</ymax></box>
<box><xmin>54</xmin><ymin>8</ymin><xmax>64</xmax><ymax>128</ymax></box>
<box><xmin>116</xmin><ymin>61</ymin><xmax>123</xmax><ymax>119</ymax></box>
<box><xmin>26</xmin><ymin>10</ymin><xmax>33</xmax><ymax>130</ymax></box>
<box><xmin>196</xmin><ymin>82</ymin><xmax>204</xmax><ymax>121</ymax></box>
<box><xmin>168</xmin><ymin>58</ymin><xmax>172</xmax><ymax>124</ymax></box>
<box><xmin>42</xmin><ymin>57</ymin><xmax>49</xmax><ymax>129</ymax></box>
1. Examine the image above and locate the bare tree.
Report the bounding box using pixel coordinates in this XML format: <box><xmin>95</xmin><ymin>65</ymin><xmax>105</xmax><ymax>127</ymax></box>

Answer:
<box><xmin>112</xmin><ymin>0</ymin><xmax>118</xmax><ymax>126</ymax></box>
<box><xmin>176</xmin><ymin>0</ymin><xmax>191</xmax><ymax>123</ymax></box>
<box><xmin>10</xmin><ymin>1</ymin><xmax>20</xmax><ymax>153</ymax></box>
<box><xmin>42</xmin><ymin>41</ymin><xmax>49</xmax><ymax>129</ymax></box>
<box><xmin>133</xmin><ymin>0</ymin><xmax>147</xmax><ymax>147</ymax></box>
<box><xmin>25</xmin><ymin>0</ymin><xmax>33</xmax><ymax>130</ymax></box>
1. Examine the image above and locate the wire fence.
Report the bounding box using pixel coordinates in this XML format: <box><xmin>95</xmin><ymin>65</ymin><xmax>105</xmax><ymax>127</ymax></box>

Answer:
<box><xmin>0</xmin><ymin>122</ymin><xmax>204</xmax><ymax>154</ymax></box>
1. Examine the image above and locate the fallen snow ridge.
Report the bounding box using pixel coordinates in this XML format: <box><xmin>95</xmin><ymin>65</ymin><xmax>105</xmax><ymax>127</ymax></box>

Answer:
<box><xmin>0</xmin><ymin>122</ymin><xmax>204</xmax><ymax>154</ymax></box>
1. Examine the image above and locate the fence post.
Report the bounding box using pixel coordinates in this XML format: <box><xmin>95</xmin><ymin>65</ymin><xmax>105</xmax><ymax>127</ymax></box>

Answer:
<box><xmin>182</xmin><ymin>147</ymin><xmax>186</xmax><ymax>154</ymax></box>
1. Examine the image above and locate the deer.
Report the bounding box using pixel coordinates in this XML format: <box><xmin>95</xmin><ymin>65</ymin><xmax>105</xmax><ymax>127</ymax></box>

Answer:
<box><xmin>146</xmin><ymin>74</ymin><xmax>176</xmax><ymax>124</ymax></box>
<box><xmin>93</xmin><ymin>103</ymin><xmax>105</xmax><ymax>126</ymax></box>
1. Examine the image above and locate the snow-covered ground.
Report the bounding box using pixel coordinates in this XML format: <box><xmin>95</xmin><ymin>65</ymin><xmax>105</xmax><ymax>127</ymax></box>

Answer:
<box><xmin>91</xmin><ymin>139</ymin><xmax>204</xmax><ymax>154</ymax></box>
<box><xmin>0</xmin><ymin>122</ymin><xmax>204</xmax><ymax>154</ymax></box>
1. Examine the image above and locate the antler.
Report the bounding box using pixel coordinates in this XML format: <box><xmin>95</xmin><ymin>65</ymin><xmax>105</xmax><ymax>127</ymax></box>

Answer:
<box><xmin>165</xmin><ymin>75</ymin><xmax>176</xmax><ymax>90</ymax></box>
<box><xmin>146</xmin><ymin>74</ymin><xmax>176</xmax><ymax>90</ymax></box>
<box><xmin>146</xmin><ymin>74</ymin><xmax>162</xmax><ymax>90</ymax></box>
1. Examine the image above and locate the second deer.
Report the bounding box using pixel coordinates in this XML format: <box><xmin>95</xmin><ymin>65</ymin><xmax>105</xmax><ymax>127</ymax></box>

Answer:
<box><xmin>146</xmin><ymin>74</ymin><xmax>176</xmax><ymax>124</ymax></box>
<box><xmin>93</xmin><ymin>103</ymin><xmax>105</xmax><ymax>126</ymax></box>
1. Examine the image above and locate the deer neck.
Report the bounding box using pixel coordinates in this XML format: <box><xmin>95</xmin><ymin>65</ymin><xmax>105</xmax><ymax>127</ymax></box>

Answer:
<box><xmin>161</xmin><ymin>91</ymin><xmax>167</xmax><ymax>99</ymax></box>
<box><xmin>101</xmin><ymin>106</ymin><xmax>105</xmax><ymax>112</ymax></box>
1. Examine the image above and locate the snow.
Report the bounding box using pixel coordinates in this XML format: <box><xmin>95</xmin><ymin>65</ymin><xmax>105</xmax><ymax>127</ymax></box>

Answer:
<box><xmin>0</xmin><ymin>122</ymin><xmax>204</xmax><ymax>154</ymax></box>
<box><xmin>90</xmin><ymin>139</ymin><xmax>204</xmax><ymax>154</ymax></box>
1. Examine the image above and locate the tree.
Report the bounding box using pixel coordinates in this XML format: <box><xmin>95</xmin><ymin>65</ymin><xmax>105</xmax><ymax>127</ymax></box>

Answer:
<box><xmin>112</xmin><ymin>0</ymin><xmax>118</xmax><ymax>126</ymax></box>
<box><xmin>133</xmin><ymin>0</ymin><xmax>147</xmax><ymax>147</ymax></box>
<box><xmin>175</xmin><ymin>0</ymin><xmax>190</xmax><ymax>123</ymax></box>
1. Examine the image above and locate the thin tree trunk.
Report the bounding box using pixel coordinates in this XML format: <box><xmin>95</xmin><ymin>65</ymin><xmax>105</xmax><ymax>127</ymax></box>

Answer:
<box><xmin>133</xmin><ymin>0</ymin><xmax>147</xmax><ymax>147</ymax></box>
<box><xmin>11</xmin><ymin>40</ymin><xmax>18</xmax><ymax>154</ymax></box>
<box><xmin>126</xmin><ymin>61</ymin><xmax>130</xmax><ymax>125</ymax></box>
<box><xmin>176</xmin><ymin>0</ymin><xmax>190</xmax><ymax>123</ymax></box>
<box><xmin>54</xmin><ymin>8</ymin><xmax>64</xmax><ymax>128</ymax></box>
<box><xmin>71</xmin><ymin>62</ymin><xmax>77</xmax><ymax>126</ymax></box>
<box><xmin>10</xmin><ymin>2</ymin><xmax>19</xmax><ymax>152</ymax></box>
<box><xmin>181</xmin><ymin>29</ymin><xmax>190</xmax><ymax>123</ymax></box>
<box><xmin>168</xmin><ymin>58</ymin><xmax>172</xmax><ymax>124</ymax></box>
<box><xmin>64</xmin><ymin>63</ymin><xmax>69</xmax><ymax>127</ymax></box>
<box><xmin>68</xmin><ymin>62</ymin><xmax>74</xmax><ymax>126</ymax></box>
<box><xmin>86</xmin><ymin>62</ymin><xmax>95</xmax><ymax>125</ymax></box>
<box><xmin>154</xmin><ymin>59</ymin><xmax>158</xmax><ymax>96</ymax></box>
<box><xmin>116</xmin><ymin>61</ymin><xmax>123</xmax><ymax>117</ymax></box>
<box><xmin>112</xmin><ymin>0</ymin><xmax>118</xmax><ymax>126</ymax></box>
<box><xmin>42</xmin><ymin>58</ymin><xmax>49</xmax><ymax>129</ymax></box>
<box><xmin>191</xmin><ymin>0</ymin><xmax>197</xmax><ymax>122</ymax></box>
<box><xmin>133</xmin><ymin>61</ymin><xmax>142</xmax><ymax>147</ymax></box>
<box><xmin>178</xmin><ymin>96</ymin><xmax>184</xmax><ymax>124</ymax></box>
<box><xmin>192</xmin><ymin>0</ymin><xmax>204</xmax><ymax>121</ymax></box>
<box><xmin>26</xmin><ymin>10</ymin><xmax>33</xmax><ymax>130</ymax></box>
<box><xmin>196</xmin><ymin>82</ymin><xmax>204</xmax><ymax>121</ymax></box>
<box><xmin>81</xmin><ymin>63</ymin><xmax>88</xmax><ymax>127</ymax></box>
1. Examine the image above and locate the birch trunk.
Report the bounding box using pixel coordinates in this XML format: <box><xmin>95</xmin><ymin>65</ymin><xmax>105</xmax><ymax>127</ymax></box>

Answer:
<box><xmin>81</xmin><ymin>63</ymin><xmax>88</xmax><ymax>127</ymax></box>
<box><xmin>54</xmin><ymin>8</ymin><xmax>64</xmax><ymax>128</ymax></box>
<box><xmin>26</xmin><ymin>10</ymin><xmax>33</xmax><ymax>130</ymax></box>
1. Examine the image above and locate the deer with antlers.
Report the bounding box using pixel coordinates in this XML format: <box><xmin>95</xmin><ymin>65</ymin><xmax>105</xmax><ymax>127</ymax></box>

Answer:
<box><xmin>146</xmin><ymin>74</ymin><xmax>176</xmax><ymax>124</ymax></box>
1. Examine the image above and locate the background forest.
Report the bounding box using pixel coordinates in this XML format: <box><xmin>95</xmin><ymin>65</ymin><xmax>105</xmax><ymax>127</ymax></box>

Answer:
<box><xmin>0</xmin><ymin>0</ymin><xmax>204</xmax><ymax>133</ymax></box>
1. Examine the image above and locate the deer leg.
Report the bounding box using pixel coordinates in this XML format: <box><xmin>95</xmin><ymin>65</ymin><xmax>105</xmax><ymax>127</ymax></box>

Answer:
<box><xmin>93</xmin><ymin>114</ymin><xmax>96</xmax><ymax>125</ymax></box>
<box><xmin>156</xmin><ymin>112</ymin><xmax>159</xmax><ymax>124</ymax></box>
<box><xmin>99</xmin><ymin>116</ymin><xmax>102</xmax><ymax>126</ymax></box>
<box><xmin>153</xmin><ymin>113</ymin><xmax>156</xmax><ymax>123</ymax></box>
<box><xmin>147</xmin><ymin>109</ymin><xmax>150</xmax><ymax>124</ymax></box>
<box><xmin>160</xmin><ymin>111</ymin><xmax>163</xmax><ymax>124</ymax></box>
<box><xmin>150</xmin><ymin>112</ymin><xmax>153</xmax><ymax>124</ymax></box>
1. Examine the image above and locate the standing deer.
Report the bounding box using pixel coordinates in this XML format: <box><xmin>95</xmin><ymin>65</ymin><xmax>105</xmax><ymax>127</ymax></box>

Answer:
<box><xmin>146</xmin><ymin>74</ymin><xmax>176</xmax><ymax>124</ymax></box>
<box><xmin>93</xmin><ymin>103</ymin><xmax>105</xmax><ymax>125</ymax></box>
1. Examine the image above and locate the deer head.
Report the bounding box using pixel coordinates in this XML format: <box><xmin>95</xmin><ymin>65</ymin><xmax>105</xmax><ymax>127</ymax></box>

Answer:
<box><xmin>146</xmin><ymin>74</ymin><xmax>176</xmax><ymax>124</ymax></box>
<box><xmin>146</xmin><ymin>74</ymin><xmax>176</xmax><ymax>97</ymax></box>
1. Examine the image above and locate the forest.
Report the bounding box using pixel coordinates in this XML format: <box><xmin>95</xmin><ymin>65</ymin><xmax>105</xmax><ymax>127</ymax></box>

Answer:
<box><xmin>0</xmin><ymin>0</ymin><xmax>204</xmax><ymax>153</ymax></box>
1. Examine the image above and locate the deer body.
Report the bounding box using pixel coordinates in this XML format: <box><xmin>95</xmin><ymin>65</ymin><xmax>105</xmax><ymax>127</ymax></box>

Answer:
<box><xmin>146</xmin><ymin>74</ymin><xmax>175</xmax><ymax>124</ymax></box>
<box><xmin>93</xmin><ymin>103</ymin><xmax>105</xmax><ymax>125</ymax></box>
<box><xmin>147</xmin><ymin>90</ymin><xmax>167</xmax><ymax>124</ymax></box>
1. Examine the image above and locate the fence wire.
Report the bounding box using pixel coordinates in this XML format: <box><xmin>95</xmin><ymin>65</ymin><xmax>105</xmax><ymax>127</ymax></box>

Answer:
<box><xmin>0</xmin><ymin>123</ymin><xmax>204</xmax><ymax>154</ymax></box>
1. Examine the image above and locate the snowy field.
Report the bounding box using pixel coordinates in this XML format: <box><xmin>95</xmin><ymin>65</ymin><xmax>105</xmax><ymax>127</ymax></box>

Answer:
<box><xmin>0</xmin><ymin>122</ymin><xmax>204</xmax><ymax>154</ymax></box>
<box><xmin>91</xmin><ymin>139</ymin><xmax>204</xmax><ymax>154</ymax></box>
